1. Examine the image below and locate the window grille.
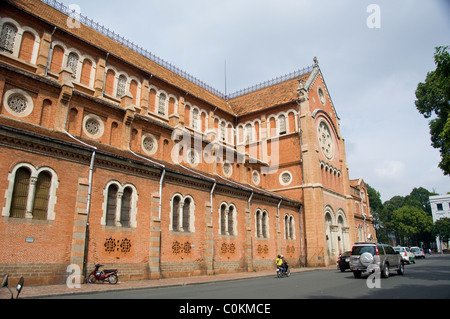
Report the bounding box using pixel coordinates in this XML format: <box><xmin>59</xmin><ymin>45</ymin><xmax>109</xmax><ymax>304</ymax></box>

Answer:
<box><xmin>279</xmin><ymin>115</ymin><xmax>286</xmax><ymax>135</ymax></box>
<box><xmin>66</xmin><ymin>52</ymin><xmax>79</xmax><ymax>78</ymax></box>
<box><xmin>158</xmin><ymin>93</ymin><xmax>166</xmax><ymax>115</ymax></box>
<box><xmin>245</xmin><ymin>124</ymin><xmax>252</xmax><ymax>144</ymax></box>
<box><xmin>7</xmin><ymin>94</ymin><xmax>27</xmax><ymax>114</ymax></box>
<box><xmin>0</xmin><ymin>23</ymin><xmax>17</xmax><ymax>53</ymax></box>
<box><xmin>220</xmin><ymin>122</ymin><xmax>226</xmax><ymax>141</ymax></box>
<box><xmin>116</xmin><ymin>75</ymin><xmax>127</xmax><ymax>98</ymax></box>
<box><xmin>192</xmin><ymin>109</ymin><xmax>199</xmax><ymax>130</ymax></box>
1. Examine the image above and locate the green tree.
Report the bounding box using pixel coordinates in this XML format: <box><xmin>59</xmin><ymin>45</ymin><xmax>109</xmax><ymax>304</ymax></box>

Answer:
<box><xmin>415</xmin><ymin>46</ymin><xmax>450</xmax><ymax>175</ymax></box>
<box><xmin>434</xmin><ymin>217</ymin><xmax>450</xmax><ymax>243</ymax></box>
<box><xmin>391</xmin><ymin>206</ymin><xmax>433</xmax><ymax>246</ymax></box>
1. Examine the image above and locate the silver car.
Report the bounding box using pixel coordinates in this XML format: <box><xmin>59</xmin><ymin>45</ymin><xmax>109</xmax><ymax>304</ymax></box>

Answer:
<box><xmin>350</xmin><ymin>242</ymin><xmax>404</xmax><ymax>279</ymax></box>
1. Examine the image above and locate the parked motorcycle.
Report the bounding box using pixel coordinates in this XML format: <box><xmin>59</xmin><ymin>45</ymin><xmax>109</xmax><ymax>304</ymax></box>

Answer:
<box><xmin>276</xmin><ymin>266</ymin><xmax>290</xmax><ymax>278</ymax></box>
<box><xmin>1</xmin><ymin>274</ymin><xmax>24</xmax><ymax>299</ymax></box>
<box><xmin>87</xmin><ymin>264</ymin><xmax>119</xmax><ymax>284</ymax></box>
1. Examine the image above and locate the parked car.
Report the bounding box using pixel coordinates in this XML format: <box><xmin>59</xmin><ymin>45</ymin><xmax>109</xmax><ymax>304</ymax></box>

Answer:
<box><xmin>394</xmin><ymin>247</ymin><xmax>415</xmax><ymax>264</ymax></box>
<box><xmin>350</xmin><ymin>242</ymin><xmax>404</xmax><ymax>279</ymax></box>
<box><xmin>337</xmin><ymin>251</ymin><xmax>352</xmax><ymax>272</ymax></box>
<box><xmin>411</xmin><ymin>247</ymin><xmax>425</xmax><ymax>259</ymax></box>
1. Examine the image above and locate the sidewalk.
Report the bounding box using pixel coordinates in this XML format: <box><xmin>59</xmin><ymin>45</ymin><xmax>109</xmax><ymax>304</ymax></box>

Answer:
<box><xmin>18</xmin><ymin>266</ymin><xmax>336</xmax><ymax>298</ymax></box>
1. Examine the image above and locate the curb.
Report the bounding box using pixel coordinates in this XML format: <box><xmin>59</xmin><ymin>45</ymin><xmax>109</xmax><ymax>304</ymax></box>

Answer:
<box><xmin>23</xmin><ymin>266</ymin><xmax>336</xmax><ymax>299</ymax></box>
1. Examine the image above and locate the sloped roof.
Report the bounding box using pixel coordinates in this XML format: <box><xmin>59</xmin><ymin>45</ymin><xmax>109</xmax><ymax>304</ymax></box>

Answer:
<box><xmin>228</xmin><ymin>74</ymin><xmax>311</xmax><ymax>116</ymax></box>
<box><xmin>8</xmin><ymin>0</ymin><xmax>234</xmax><ymax>113</ymax></box>
<box><xmin>7</xmin><ymin>0</ymin><xmax>318</xmax><ymax>118</ymax></box>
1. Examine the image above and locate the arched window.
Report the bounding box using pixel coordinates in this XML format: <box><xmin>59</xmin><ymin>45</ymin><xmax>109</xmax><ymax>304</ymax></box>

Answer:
<box><xmin>0</xmin><ymin>23</ymin><xmax>18</xmax><ymax>53</ymax></box>
<box><xmin>278</xmin><ymin>114</ymin><xmax>286</xmax><ymax>135</ymax></box>
<box><xmin>227</xmin><ymin>206</ymin><xmax>234</xmax><ymax>235</ymax></box>
<box><xmin>158</xmin><ymin>93</ymin><xmax>166</xmax><ymax>116</ymax></box>
<box><xmin>171</xmin><ymin>194</ymin><xmax>195</xmax><ymax>233</ymax></box>
<box><xmin>220</xmin><ymin>122</ymin><xmax>226</xmax><ymax>142</ymax></box>
<box><xmin>104</xmin><ymin>69</ymin><xmax>115</xmax><ymax>96</ymax></box>
<box><xmin>50</xmin><ymin>45</ymin><xmax>64</xmax><ymax>73</ymax></box>
<box><xmin>66</xmin><ymin>52</ymin><xmax>79</xmax><ymax>79</ymax></box>
<box><xmin>116</xmin><ymin>74</ymin><xmax>127</xmax><ymax>98</ymax></box>
<box><xmin>245</xmin><ymin>124</ymin><xmax>252</xmax><ymax>144</ymax></box>
<box><xmin>80</xmin><ymin>59</ymin><xmax>92</xmax><ymax>86</ymax></box>
<box><xmin>172</xmin><ymin>195</ymin><xmax>181</xmax><ymax>231</ymax></box>
<box><xmin>18</xmin><ymin>31</ymin><xmax>35</xmax><ymax>63</ymax></box>
<box><xmin>106</xmin><ymin>184</ymin><xmax>118</xmax><ymax>226</ymax></box>
<box><xmin>120</xmin><ymin>187</ymin><xmax>132</xmax><ymax>227</ymax></box>
<box><xmin>285</xmin><ymin>215</ymin><xmax>295</xmax><ymax>240</ymax></box>
<box><xmin>255</xmin><ymin>209</ymin><xmax>268</xmax><ymax>238</ymax></box>
<box><xmin>220</xmin><ymin>204</ymin><xmax>227</xmax><ymax>235</ymax></box>
<box><xmin>9</xmin><ymin>167</ymin><xmax>30</xmax><ymax>218</ymax></box>
<box><xmin>5</xmin><ymin>165</ymin><xmax>58</xmax><ymax>220</ymax></box>
<box><xmin>32</xmin><ymin>171</ymin><xmax>51</xmax><ymax>220</ymax></box>
<box><xmin>183</xmin><ymin>197</ymin><xmax>191</xmax><ymax>232</ymax></box>
<box><xmin>192</xmin><ymin>108</ymin><xmax>200</xmax><ymax>131</ymax></box>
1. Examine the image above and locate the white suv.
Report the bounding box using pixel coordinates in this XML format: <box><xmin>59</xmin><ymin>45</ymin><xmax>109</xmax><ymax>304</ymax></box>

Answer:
<box><xmin>350</xmin><ymin>242</ymin><xmax>404</xmax><ymax>279</ymax></box>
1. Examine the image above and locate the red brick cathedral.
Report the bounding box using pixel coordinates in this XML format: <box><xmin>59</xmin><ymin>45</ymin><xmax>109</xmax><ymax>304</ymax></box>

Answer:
<box><xmin>0</xmin><ymin>0</ymin><xmax>375</xmax><ymax>285</ymax></box>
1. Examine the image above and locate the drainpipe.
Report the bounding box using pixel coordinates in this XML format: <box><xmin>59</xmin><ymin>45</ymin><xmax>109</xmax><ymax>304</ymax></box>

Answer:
<box><xmin>61</xmin><ymin>83</ymin><xmax>96</xmax><ymax>283</ymax></box>
<box><xmin>63</xmin><ymin>130</ymin><xmax>96</xmax><ymax>283</ymax></box>
<box><xmin>129</xmin><ymin>150</ymin><xmax>165</xmax><ymax>219</ymax></box>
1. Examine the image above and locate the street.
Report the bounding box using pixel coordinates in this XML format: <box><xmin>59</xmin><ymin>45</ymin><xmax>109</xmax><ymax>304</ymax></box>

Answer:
<box><xmin>49</xmin><ymin>254</ymin><xmax>450</xmax><ymax>299</ymax></box>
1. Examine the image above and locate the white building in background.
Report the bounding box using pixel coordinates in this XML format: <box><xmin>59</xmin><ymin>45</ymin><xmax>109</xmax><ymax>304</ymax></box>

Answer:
<box><xmin>430</xmin><ymin>194</ymin><xmax>450</xmax><ymax>252</ymax></box>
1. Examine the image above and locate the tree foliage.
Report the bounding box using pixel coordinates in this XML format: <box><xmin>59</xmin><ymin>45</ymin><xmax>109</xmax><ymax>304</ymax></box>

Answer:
<box><xmin>434</xmin><ymin>217</ymin><xmax>450</xmax><ymax>243</ymax></box>
<box><xmin>368</xmin><ymin>185</ymin><xmax>437</xmax><ymax>246</ymax></box>
<box><xmin>391</xmin><ymin>206</ymin><xmax>433</xmax><ymax>246</ymax></box>
<box><xmin>415</xmin><ymin>46</ymin><xmax>450</xmax><ymax>175</ymax></box>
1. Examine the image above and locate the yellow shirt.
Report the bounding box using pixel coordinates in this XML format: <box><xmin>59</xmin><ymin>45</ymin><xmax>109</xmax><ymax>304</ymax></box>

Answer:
<box><xmin>276</xmin><ymin>258</ymin><xmax>283</xmax><ymax>266</ymax></box>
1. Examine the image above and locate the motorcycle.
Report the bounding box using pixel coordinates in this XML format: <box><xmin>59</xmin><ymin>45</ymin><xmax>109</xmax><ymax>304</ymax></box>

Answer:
<box><xmin>276</xmin><ymin>265</ymin><xmax>290</xmax><ymax>278</ymax></box>
<box><xmin>87</xmin><ymin>263</ymin><xmax>119</xmax><ymax>284</ymax></box>
<box><xmin>1</xmin><ymin>274</ymin><xmax>24</xmax><ymax>299</ymax></box>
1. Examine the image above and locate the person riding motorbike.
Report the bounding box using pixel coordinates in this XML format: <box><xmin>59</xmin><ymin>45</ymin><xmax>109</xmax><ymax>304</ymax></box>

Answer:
<box><xmin>281</xmin><ymin>254</ymin><xmax>289</xmax><ymax>273</ymax></box>
<box><xmin>276</xmin><ymin>255</ymin><xmax>285</xmax><ymax>273</ymax></box>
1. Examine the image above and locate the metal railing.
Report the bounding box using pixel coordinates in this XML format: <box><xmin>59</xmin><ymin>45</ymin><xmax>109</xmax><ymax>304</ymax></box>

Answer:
<box><xmin>40</xmin><ymin>0</ymin><xmax>313</xmax><ymax>100</ymax></box>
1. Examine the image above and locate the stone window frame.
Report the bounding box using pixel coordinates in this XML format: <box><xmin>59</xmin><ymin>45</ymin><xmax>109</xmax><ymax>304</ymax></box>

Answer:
<box><xmin>82</xmin><ymin>113</ymin><xmax>104</xmax><ymax>140</ymax></box>
<box><xmin>279</xmin><ymin>170</ymin><xmax>293</xmax><ymax>186</ymax></box>
<box><xmin>101</xmin><ymin>181</ymin><xmax>138</xmax><ymax>228</ymax></box>
<box><xmin>284</xmin><ymin>214</ymin><xmax>296</xmax><ymax>240</ymax></box>
<box><xmin>219</xmin><ymin>202</ymin><xmax>237</xmax><ymax>236</ymax></box>
<box><xmin>252</xmin><ymin>170</ymin><xmax>260</xmax><ymax>185</ymax></box>
<box><xmin>3</xmin><ymin>88</ymin><xmax>34</xmax><ymax>118</ymax></box>
<box><xmin>222</xmin><ymin>162</ymin><xmax>233</xmax><ymax>178</ymax></box>
<box><xmin>0</xmin><ymin>17</ymin><xmax>41</xmax><ymax>65</ymax></box>
<box><xmin>317</xmin><ymin>86</ymin><xmax>326</xmax><ymax>105</ymax></box>
<box><xmin>255</xmin><ymin>209</ymin><xmax>269</xmax><ymax>239</ymax></box>
<box><xmin>169</xmin><ymin>193</ymin><xmax>196</xmax><ymax>233</ymax></box>
<box><xmin>2</xmin><ymin>162</ymin><xmax>59</xmax><ymax>221</ymax></box>
<box><xmin>141</xmin><ymin>133</ymin><xmax>158</xmax><ymax>156</ymax></box>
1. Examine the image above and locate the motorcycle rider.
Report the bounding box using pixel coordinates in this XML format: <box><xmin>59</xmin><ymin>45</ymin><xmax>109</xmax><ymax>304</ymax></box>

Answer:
<box><xmin>281</xmin><ymin>255</ymin><xmax>289</xmax><ymax>273</ymax></box>
<box><xmin>276</xmin><ymin>255</ymin><xmax>285</xmax><ymax>273</ymax></box>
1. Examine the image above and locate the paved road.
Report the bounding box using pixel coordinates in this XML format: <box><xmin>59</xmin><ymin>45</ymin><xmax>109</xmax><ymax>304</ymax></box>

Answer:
<box><xmin>50</xmin><ymin>254</ymin><xmax>450</xmax><ymax>299</ymax></box>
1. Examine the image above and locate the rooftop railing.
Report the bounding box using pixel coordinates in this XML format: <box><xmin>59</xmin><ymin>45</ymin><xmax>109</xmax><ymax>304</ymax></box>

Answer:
<box><xmin>40</xmin><ymin>0</ymin><xmax>313</xmax><ymax>100</ymax></box>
